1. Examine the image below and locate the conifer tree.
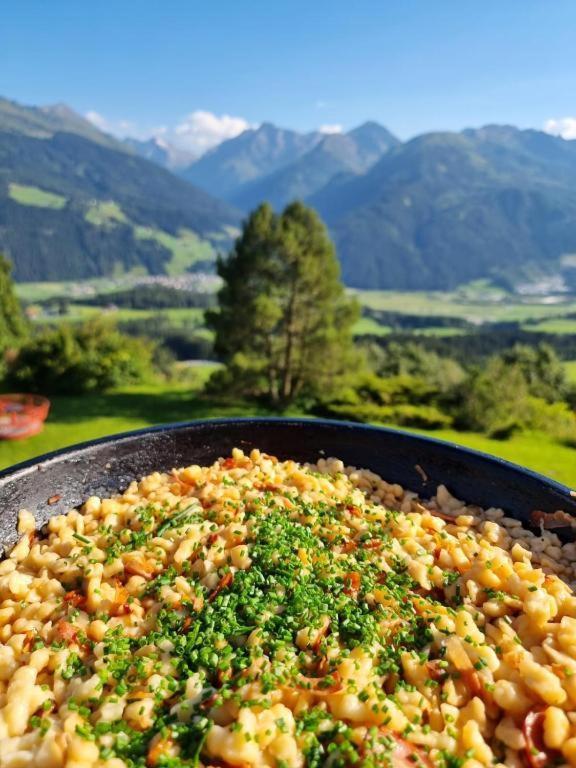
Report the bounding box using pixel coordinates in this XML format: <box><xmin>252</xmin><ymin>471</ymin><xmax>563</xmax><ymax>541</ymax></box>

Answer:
<box><xmin>208</xmin><ymin>202</ymin><xmax>359</xmax><ymax>406</ymax></box>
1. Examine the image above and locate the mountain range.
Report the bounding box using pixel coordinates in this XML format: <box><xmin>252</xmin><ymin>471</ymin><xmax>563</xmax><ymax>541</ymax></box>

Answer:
<box><xmin>227</xmin><ymin>122</ymin><xmax>400</xmax><ymax>212</ymax></box>
<box><xmin>181</xmin><ymin>122</ymin><xmax>324</xmax><ymax>200</ymax></box>
<box><xmin>313</xmin><ymin>126</ymin><xmax>576</xmax><ymax>289</ymax></box>
<box><xmin>3</xmin><ymin>95</ymin><xmax>576</xmax><ymax>290</ymax></box>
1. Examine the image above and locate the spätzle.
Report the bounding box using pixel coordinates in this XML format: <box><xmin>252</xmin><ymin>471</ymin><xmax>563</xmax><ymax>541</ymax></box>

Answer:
<box><xmin>0</xmin><ymin>449</ymin><xmax>575</xmax><ymax>768</ymax></box>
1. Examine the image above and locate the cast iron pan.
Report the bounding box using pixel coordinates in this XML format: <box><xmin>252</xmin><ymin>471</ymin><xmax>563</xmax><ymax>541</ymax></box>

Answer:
<box><xmin>0</xmin><ymin>418</ymin><xmax>575</xmax><ymax>555</ymax></box>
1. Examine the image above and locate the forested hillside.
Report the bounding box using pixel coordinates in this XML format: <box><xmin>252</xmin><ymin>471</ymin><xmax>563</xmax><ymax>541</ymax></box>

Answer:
<box><xmin>311</xmin><ymin>127</ymin><xmax>576</xmax><ymax>289</ymax></box>
<box><xmin>0</xmin><ymin>99</ymin><xmax>238</xmax><ymax>281</ymax></box>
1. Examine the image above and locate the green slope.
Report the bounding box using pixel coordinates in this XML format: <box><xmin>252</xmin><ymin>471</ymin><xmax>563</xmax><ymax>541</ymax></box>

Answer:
<box><xmin>0</xmin><ymin>96</ymin><xmax>124</xmax><ymax>149</ymax></box>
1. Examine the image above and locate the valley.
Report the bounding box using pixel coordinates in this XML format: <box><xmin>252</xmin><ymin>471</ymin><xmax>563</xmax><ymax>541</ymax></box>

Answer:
<box><xmin>16</xmin><ymin>277</ymin><xmax>576</xmax><ymax>363</ymax></box>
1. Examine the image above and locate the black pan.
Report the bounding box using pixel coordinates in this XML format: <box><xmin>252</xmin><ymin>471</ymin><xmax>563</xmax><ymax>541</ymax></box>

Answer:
<box><xmin>0</xmin><ymin>418</ymin><xmax>575</xmax><ymax>555</ymax></box>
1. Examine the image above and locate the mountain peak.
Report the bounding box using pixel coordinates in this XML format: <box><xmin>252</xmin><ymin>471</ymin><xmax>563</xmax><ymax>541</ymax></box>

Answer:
<box><xmin>257</xmin><ymin>121</ymin><xmax>278</xmax><ymax>133</ymax></box>
<box><xmin>228</xmin><ymin>121</ymin><xmax>399</xmax><ymax>212</ymax></box>
<box><xmin>462</xmin><ymin>124</ymin><xmax>521</xmax><ymax>142</ymax></box>
<box><xmin>41</xmin><ymin>102</ymin><xmax>81</xmax><ymax>120</ymax></box>
<box><xmin>350</xmin><ymin>119</ymin><xmax>386</xmax><ymax>132</ymax></box>
<box><xmin>182</xmin><ymin>122</ymin><xmax>323</xmax><ymax>198</ymax></box>
<box><xmin>0</xmin><ymin>95</ymin><xmax>124</xmax><ymax>150</ymax></box>
<box><xmin>348</xmin><ymin>121</ymin><xmax>399</xmax><ymax>143</ymax></box>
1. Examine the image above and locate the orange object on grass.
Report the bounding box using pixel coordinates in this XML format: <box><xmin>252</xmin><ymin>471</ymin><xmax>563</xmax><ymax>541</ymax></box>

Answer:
<box><xmin>0</xmin><ymin>394</ymin><xmax>50</xmax><ymax>440</ymax></box>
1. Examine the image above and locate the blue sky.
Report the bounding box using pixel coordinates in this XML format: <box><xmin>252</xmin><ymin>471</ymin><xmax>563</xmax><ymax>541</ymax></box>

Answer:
<box><xmin>3</xmin><ymin>0</ymin><xmax>576</xmax><ymax>152</ymax></box>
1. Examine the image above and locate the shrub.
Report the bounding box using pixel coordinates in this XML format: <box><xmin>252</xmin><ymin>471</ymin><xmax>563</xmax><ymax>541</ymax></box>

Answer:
<box><xmin>524</xmin><ymin>397</ymin><xmax>576</xmax><ymax>446</ymax></box>
<box><xmin>316</xmin><ymin>371</ymin><xmax>453</xmax><ymax>429</ymax></box>
<box><xmin>8</xmin><ymin>319</ymin><xmax>156</xmax><ymax>395</ymax></box>
<box><xmin>323</xmin><ymin>402</ymin><xmax>452</xmax><ymax>430</ymax></box>
<box><xmin>499</xmin><ymin>343</ymin><xmax>567</xmax><ymax>402</ymax></box>
<box><xmin>456</xmin><ymin>356</ymin><xmax>576</xmax><ymax>441</ymax></box>
<box><xmin>455</xmin><ymin>359</ymin><xmax>529</xmax><ymax>435</ymax></box>
<box><xmin>352</xmin><ymin>373</ymin><xmax>437</xmax><ymax>406</ymax></box>
<box><xmin>366</xmin><ymin>341</ymin><xmax>466</xmax><ymax>392</ymax></box>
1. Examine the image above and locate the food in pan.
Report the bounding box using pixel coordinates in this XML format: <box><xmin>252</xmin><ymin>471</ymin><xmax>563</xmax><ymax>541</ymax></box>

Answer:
<box><xmin>1</xmin><ymin>449</ymin><xmax>576</xmax><ymax>768</ymax></box>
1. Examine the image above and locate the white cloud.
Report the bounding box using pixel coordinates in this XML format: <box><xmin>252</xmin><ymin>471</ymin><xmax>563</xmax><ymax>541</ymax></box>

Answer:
<box><xmin>85</xmin><ymin>110</ymin><xmax>136</xmax><ymax>137</ymax></box>
<box><xmin>85</xmin><ymin>110</ymin><xmax>109</xmax><ymax>131</ymax></box>
<box><xmin>543</xmin><ymin>117</ymin><xmax>576</xmax><ymax>140</ymax></box>
<box><xmin>118</xmin><ymin>119</ymin><xmax>136</xmax><ymax>132</ymax></box>
<box><xmin>172</xmin><ymin>110</ymin><xmax>254</xmax><ymax>153</ymax></box>
<box><xmin>319</xmin><ymin>124</ymin><xmax>343</xmax><ymax>134</ymax></box>
<box><xmin>84</xmin><ymin>108</ymin><xmax>254</xmax><ymax>155</ymax></box>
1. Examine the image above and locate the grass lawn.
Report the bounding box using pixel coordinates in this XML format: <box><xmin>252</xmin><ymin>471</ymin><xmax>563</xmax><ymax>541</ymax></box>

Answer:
<box><xmin>415</xmin><ymin>429</ymin><xmax>575</xmax><ymax>487</ymax></box>
<box><xmin>0</xmin><ymin>383</ymin><xmax>573</xmax><ymax>488</ymax></box>
<box><xmin>0</xmin><ymin>383</ymin><xmax>284</xmax><ymax>470</ymax></box>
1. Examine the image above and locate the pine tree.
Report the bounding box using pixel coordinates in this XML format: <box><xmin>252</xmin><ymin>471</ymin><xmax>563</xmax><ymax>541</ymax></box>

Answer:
<box><xmin>207</xmin><ymin>202</ymin><xmax>360</xmax><ymax>406</ymax></box>
<box><xmin>0</xmin><ymin>254</ymin><xmax>28</xmax><ymax>354</ymax></box>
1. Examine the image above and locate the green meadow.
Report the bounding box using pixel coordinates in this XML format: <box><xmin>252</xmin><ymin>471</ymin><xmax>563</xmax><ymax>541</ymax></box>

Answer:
<box><xmin>9</xmin><ymin>183</ymin><xmax>67</xmax><ymax>209</ymax></box>
<box><xmin>0</xmin><ymin>380</ymin><xmax>573</xmax><ymax>487</ymax></box>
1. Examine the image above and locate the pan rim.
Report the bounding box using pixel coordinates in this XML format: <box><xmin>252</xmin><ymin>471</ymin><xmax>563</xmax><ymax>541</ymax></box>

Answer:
<box><xmin>0</xmin><ymin>416</ymin><xmax>573</xmax><ymax>501</ymax></box>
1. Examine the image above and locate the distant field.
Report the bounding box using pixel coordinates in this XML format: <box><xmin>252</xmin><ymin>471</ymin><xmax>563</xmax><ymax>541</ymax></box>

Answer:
<box><xmin>82</xmin><ymin>201</ymin><xmax>218</xmax><ymax>275</ymax></box>
<box><xmin>16</xmin><ymin>278</ymin><xmax>134</xmax><ymax>303</ymax></box>
<box><xmin>523</xmin><ymin>318</ymin><xmax>576</xmax><ymax>334</ymax></box>
<box><xmin>0</xmin><ymin>382</ymin><xmax>573</xmax><ymax>486</ymax></box>
<box><xmin>413</xmin><ymin>327</ymin><xmax>469</xmax><ymax>338</ymax></box>
<box><xmin>354</xmin><ymin>289</ymin><xmax>576</xmax><ymax>324</ymax></box>
<box><xmin>17</xmin><ymin>282</ymin><xmax>576</xmax><ymax>330</ymax></box>
<box><xmin>35</xmin><ymin>305</ymin><xmax>206</xmax><ymax>329</ymax></box>
<box><xmin>353</xmin><ymin>317</ymin><xmax>391</xmax><ymax>336</ymax></box>
<box><xmin>352</xmin><ymin>317</ymin><xmax>467</xmax><ymax>338</ymax></box>
<box><xmin>565</xmin><ymin>361</ymin><xmax>576</xmax><ymax>384</ymax></box>
<box><xmin>85</xmin><ymin>200</ymin><xmax>128</xmax><ymax>227</ymax></box>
